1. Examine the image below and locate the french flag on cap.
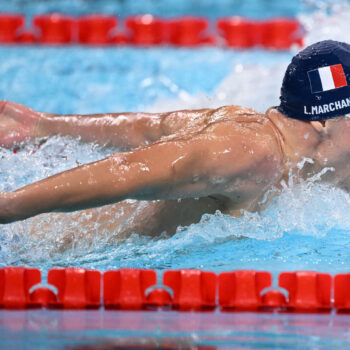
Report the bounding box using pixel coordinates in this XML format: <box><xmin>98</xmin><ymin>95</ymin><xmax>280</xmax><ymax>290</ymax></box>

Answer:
<box><xmin>308</xmin><ymin>64</ymin><xmax>348</xmax><ymax>93</ymax></box>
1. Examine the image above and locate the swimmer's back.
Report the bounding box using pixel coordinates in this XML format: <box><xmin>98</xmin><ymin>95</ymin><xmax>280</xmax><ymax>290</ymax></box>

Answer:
<box><xmin>158</xmin><ymin>105</ymin><xmax>272</xmax><ymax>142</ymax></box>
<box><xmin>149</xmin><ymin>105</ymin><xmax>285</xmax><ymax>214</ymax></box>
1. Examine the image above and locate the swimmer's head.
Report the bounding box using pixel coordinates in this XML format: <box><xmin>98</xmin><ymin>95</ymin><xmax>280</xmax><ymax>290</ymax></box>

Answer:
<box><xmin>277</xmin><ymin>40</ymin><xmax>350</xmax><ymax>121</ymax></box>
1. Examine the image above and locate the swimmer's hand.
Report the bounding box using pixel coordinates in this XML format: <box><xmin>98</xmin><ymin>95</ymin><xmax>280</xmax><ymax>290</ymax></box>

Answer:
<box><xmin>0</xmin><ymin>101</ymin><xmax>42</xmax><ymax>148</ymax></box>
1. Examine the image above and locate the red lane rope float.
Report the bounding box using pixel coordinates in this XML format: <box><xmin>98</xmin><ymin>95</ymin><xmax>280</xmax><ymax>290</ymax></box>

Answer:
<box><xmin>33</xmin><ymin>14</ymin><xmax>75</xmax><ymax>44</ymax></box>
<box><xmin>47</xmin><ymin>268</ymin><xmax>101</xmax><ymax>309</ymax></box>
<box><xmin>0</xmin><ymin>267</ymin><xmax>341</xmax><ymax>313</ymax></box>
<box><xmin>0</xmin><ymin>14</ymin><xmax>24</xmax><ymax>43</ymax></box>
<box><xmin>0</xmin><ymin>267</ymin><xmax>41</xmax><ymax>308</ymax></box>
<box><xmin>333</xmin><ymin>273</ymin><xmax>350</xmax><ymax>312</ymax></box>
<box><xmin>279</xmin><ymin>271</ymin><xmax>332</xmax><ymax>312</ymax></box>
<box><xmin>0</xmin><ymin>13</ymin><xmax>303</xmax><ymax>49</ymax></box>
<box><xmin>16</xmin><ymin>31</ymin><xmax>37</xmax><ymax>44</ymax></box>
<box><xmin>125</xmin><ymin>15</ymin><xmax>165</xmax><ymax>46</ymax></box>
<box><xmin>219</xmin><ymin>270</ymin><xmax>274</xmax><ymax>311</ymax></box>
<box><xmin>30</xmin><ymin>287</ymin><xmax>56</xmax><ymax>308</ymax></box>
<box><xmin>261</xmin><ymin>18</ymin><xmax>303</xmax><ymax>49</ymax></box>
<box><xmin>217</xmin><ymin>17</ymin><xmax>259</xmax><ymax>48</ymax></box>
<box><xmin>163</xmin><ymin>269</ymin><xmax>216</xmax><ymax>310</ymax></box>
<box><xmin>78</xmin><ymin>15</ymin><xmax>117</xmax><ymax>45</ymax></box>
<box><xmin>168</xmin><ymin>17</ymin><xmax>215</xmax><ymax>46</ymax></box>
<box><xmin>146</xmin><ymin>287</ymin><xmax>173</xmax><ymax>308</ymax></box>
<box><xmin>217</xmin><ymin>16</ymin><xmax>303</xmax><ymax>49</ymax></box>
<box><xmin>103</xmin><ymin>269</ymin><xmax>156</xmax><ymax>310</ymax></box>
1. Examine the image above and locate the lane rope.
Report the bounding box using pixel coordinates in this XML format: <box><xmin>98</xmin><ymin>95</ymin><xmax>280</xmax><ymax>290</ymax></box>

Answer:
<box><xmin>0</xmin><ymin>14</ymin><xmax>303</xmax><ymax>49</ymax></box>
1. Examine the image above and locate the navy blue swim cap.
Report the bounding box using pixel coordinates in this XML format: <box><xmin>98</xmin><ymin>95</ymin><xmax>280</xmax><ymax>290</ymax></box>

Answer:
<box><xmin>278</xmin><ymin>40</ymin><xmax>350</xmax><ymax>121</ymax></box>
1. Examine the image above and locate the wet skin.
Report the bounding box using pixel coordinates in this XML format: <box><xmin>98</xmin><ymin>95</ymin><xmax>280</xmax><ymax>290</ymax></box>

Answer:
<box><xmin>0</xmin><ymin>101</ymin><xmax>350</xmax><ymax>238</ymax></box>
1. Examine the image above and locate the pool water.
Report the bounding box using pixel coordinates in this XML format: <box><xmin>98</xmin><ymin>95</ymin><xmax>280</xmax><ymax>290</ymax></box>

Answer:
<box><xmin>1</xmin><ymin>309</ymin><xmax>350</xmax><ymax>349</ymax></box>
<box><xmin>1</xmin><ymin>0</ymin><xmax>350</xmax><ymax>278</ymax></box>
<box><xmin>1</xmin><ymin>1</ymin><xmax>350</xmax><ymax>349</ymax></box>
<box><xmin>0</xmin><ymin>0</ymin><xmax>302</xmax><ymax>20</ymax></box>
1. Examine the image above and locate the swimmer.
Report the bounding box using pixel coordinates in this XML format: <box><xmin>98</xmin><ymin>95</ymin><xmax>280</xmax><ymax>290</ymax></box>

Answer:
<box><xmin>1</xmin><ymin>39</ymin><xmax>350</xmax><ymax>238</ymax></box>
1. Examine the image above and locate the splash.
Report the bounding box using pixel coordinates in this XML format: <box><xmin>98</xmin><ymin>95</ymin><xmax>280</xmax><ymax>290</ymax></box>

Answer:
<box><xmin>300</xmin><ymin>0</ymin><xmax>350</xmax><ymax>45</ymax></box>
<box><xmin>147</xmin><ymin>62</ymin><xmax>286</xmax><ymax>114</ymax></box>
<box><xmin>90</xmin><ymin>168</ymin><xmax>350</xmax><ymax>273</ymax></box>
<box><xmin>1</xmin><ymin>140</ymin><xmax>350</xmax><ymax>273</ymax></box>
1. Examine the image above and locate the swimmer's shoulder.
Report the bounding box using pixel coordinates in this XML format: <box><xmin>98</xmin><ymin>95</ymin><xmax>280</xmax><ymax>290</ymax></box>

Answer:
<box><xmin>214</xmin><ymin>104</ymin><xmax>259</xmax><ymax>115</ymax></box>
<box><xmin>207</xmin><ymin>105</ymin><xmax>286</xmax><ymax>168</ymax></box>
<box><xmin>209</xmin><ymin>105</ymin><xmax>265</xmax><ymax>123</ymax></box>
<box><xmin>207</xmin><ymin>105</ymin><xmax>274</xmax><ymax>132</ymax></box>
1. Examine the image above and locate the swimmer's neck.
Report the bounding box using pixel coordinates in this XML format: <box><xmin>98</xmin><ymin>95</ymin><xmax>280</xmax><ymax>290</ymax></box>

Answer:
<box><xmin>264</xmin><ymin>107</ymin><xmax>349</xmax><ymax>187</ymax></box>
<box><xmin>266</xmin><ymin>107</ymin><xmax>324</xmax><ymax>166</ymax></box>
<box><xmin>266</xmin><ymin>109</ymin><xmax>350</xmax><ymax>193</ymax></box>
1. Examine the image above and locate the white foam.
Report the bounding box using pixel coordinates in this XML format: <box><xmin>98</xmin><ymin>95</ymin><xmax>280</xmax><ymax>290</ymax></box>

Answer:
<box><xmin>146</xmin><ymin>63</ymin><xmax>285</xmax><ymax>114</ymax></box>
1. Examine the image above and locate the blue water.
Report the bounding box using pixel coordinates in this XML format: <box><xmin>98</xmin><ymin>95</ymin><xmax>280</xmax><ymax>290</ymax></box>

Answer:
<box><xmin>0</xmin><ymin>47</ymin><xmax>290</xmax><ymax>114</ymax></box>
<box><xmin>1</xmin><ymin>310</ymin><xmax>350</xmax><ymax>349</ymax></box>
<box><xmin>0</xmin><ymin>0</ymin><xmax>302</xmax><ymax>20</ymax></box>
<box><xmin>1</xmin><ymin>1</ymin><xmax>350</xmax><ymax>349</ymax></box>
<box><xmin>1</xmin><ymin>0</ymin><xmax>350</xmax><ymax>278</ymax></box>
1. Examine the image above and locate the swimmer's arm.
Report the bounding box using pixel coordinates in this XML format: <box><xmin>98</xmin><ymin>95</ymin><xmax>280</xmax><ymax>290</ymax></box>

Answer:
<box><xmin>0</xmin><ymin>128</ymin><xmax>277</xmax><ymax>223</ymax></box>
<box><xmin>36</xmin><ymin>108</ymin><xmax>213</xmax><ymax>149</ymax></box>
<box><xmin>2</xmin><ymin>140</ymin><xmax>212</xmax><ymax>222</ymax></box>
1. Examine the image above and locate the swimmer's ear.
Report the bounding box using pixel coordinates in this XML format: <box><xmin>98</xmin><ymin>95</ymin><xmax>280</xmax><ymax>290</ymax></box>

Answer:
<box><xmin>310</xmin><ymin>120</ymin><xmax>328</xmax><ymax>133</ymax></box>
